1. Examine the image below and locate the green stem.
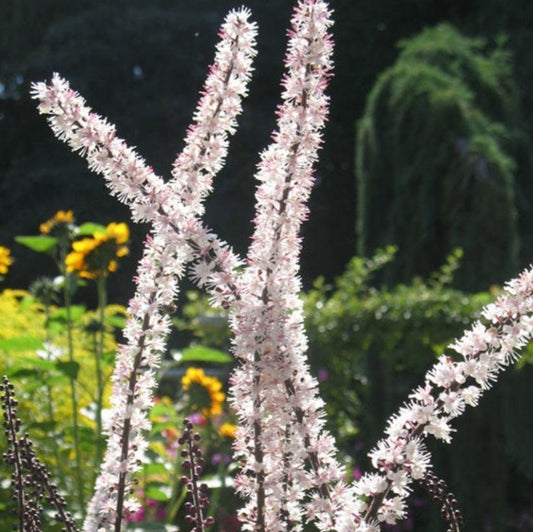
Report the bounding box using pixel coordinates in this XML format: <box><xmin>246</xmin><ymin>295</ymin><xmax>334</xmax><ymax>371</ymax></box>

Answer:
<box><xmin>208</xmin><ymin>459</ymin><xmax>227</xmax><ymax>522</ymax></box>
<box><xmin>167</xmin><ymin>444</ymin><xmax>188</xmax><ymax>523</ymax></box>
<box><xmin>42</xmin><ymin>303</ymin><xmax>67</xmax><ymax>491</ymax></box>
<box><xmin>93</xmin><ymin>275</ymin><xmax>106</xmax><ymax>472</ymax></box>
<box><xmin>58</xmin><ymin>234</ymin><xmax>85</xmax><ymax>514</ymax></box>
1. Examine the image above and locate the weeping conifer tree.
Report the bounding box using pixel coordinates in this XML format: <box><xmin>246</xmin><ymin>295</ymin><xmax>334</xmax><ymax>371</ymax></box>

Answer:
<box><xmin>356</xmin><ymin>24</ymin><xmax>529</xmax><ymax>291</ymax></box>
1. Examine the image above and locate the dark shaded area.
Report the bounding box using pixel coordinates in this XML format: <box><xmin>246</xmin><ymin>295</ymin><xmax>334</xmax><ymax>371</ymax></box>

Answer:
<box><xmin>2</xmin><ymin>1</ymin><xmax>533</xmax><ymax>302</ymax></box>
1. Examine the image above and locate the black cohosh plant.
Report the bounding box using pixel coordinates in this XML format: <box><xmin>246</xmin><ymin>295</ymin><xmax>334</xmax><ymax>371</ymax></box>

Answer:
<box><xmin>1</xmin><ymin>375</ymin><xmax>79</xmax><ymax>532</ymax></box>
<box><xmin>179</xmin><ymin>418</ymin><xmax>214</xmax><ymax>532</ymax></box>
<box><xmin>3</xmin><ymin>0</ymin><xmax>533</xmax><ymax>531</ymax></box>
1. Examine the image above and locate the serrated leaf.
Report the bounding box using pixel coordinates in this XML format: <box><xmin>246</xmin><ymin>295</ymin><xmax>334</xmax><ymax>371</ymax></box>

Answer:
<box><xmin>55</xmin><ymin>360</ymin><xmax>80</xmax><ymax>380</ymax></box>
<box><xmin>77</xmin><ymin>222</ymin><xmax>107</xmax><ymax>236</ymax></box>
<box><xmin>0</xmin><ymin>336</ymin><xmax>43</xmax><ymax>352</ymax></box>
<box><xmin>15</xmin><ymin>235</ymin><xmax>58</xmax><ymax>253</ymax></box>
<box><xmin>180</xmin><ymin>346</ymin><xmax>232</xmax><ymax>363</ymax></box>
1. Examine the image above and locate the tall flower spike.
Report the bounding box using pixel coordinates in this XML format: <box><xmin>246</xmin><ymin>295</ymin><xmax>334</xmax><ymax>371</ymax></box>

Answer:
<box><xmin>229</xmin><ymin>2</ymin><xmax>342</xmax><ymax>531</ymax></box>
<box><xmin>82</xmin><ymin>234</ymin><xmax>179</xmax><ymax>532</ymax></box>
<box><xmin>348</xmin><ymin>265</ymin><xmax>533</xmax><ymax>531</ymax></box>
<box><xmin>1</xmin><ymin>376</ymin><xmax>80</xmax><ymax>532</ymax></box>
<box><xmin>33</xmin><ymin>11</ymin><xmax>257</xmax><ymax>531</ymax></box>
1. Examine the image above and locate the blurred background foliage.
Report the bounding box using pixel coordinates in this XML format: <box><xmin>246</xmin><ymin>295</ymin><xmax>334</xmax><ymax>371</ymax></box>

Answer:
<box><xmin>3</xmin><ymin>0</ymin><xmax>533</xmax><ymax>530</ymax></box>
<box><xmin>356</xmin><ymin>24</ymin><xmax>531</xmax><ymax>290</ymax></box>
<box><xmin>304</xmin><ymin>247</ymin><xmax>533</xmax><ymax>530</ymax></box>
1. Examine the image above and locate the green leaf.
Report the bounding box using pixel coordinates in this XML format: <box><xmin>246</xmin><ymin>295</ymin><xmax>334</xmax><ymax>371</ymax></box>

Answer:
<box><xmin>77</xmin><ymin>222</ymin><xmax>106</xmax><ymax>236</ymax></box>
<box><xmin>0</xmin><ymin>336</ymin><xmax>43</xmax><ymax>352</ymax></box>
<box><xmin>142</xmin><ymin>462</ymin><xmax>168</xmax><ymax>476</ymax></box>
<box><xmin>6</xmin><ymin>367</ymin><xmax>40</xmax><ymax>378</ymax></box>
<box><xmin>15</xmin><ymin>235</ymin><xmax>58</xmax><ymax>253</ymax></box>
<box><xmin>150</xmin><ymin>403</ymin><xmax>177</xmax><ymax>417</ymax></box>
<box><xmin>106</xmin><ymin>315</ymin><xmax>126</xmax><ymax>328</ymax></box>
<box><xmin>19</xmin><ymin>295</ymin><xmax>37</xmax><ymax>310</ymax></box>
<box><xmin>178</xmin><ymin>346</ymin><xmax>232</xmax><ymax>364</ymax></box>
<box><xmin>6</xmin><ymin>357</ymin><xmax>58</xmax><ymax>378</ymax></box>
<box><xmin>151</xmin><ymin>420</ymin><xmax>180</xmax><ymax>435</ymax></box>
<box><xmin>144</xmin><ymin>486</ymin><xmax>170</xmax><ymax>502</ymax></box>
<box><xmin>20</xmin><ymin>357</ymin><xmax>56</xmax><ymax>371</ymax></box>
<box><xmin>55</xmin><ymin>360</ymin><xmax>80</xmax><ymax>380</ymax></box>
<box><xmin>49</xmin><ymin>305</ymin><xmax>86</xmax><ymax>324</ymax></box>
<box><xmin>27</xmin><ymin>420</ymin><xmax>57</xmax><ymax>432</ymax></box>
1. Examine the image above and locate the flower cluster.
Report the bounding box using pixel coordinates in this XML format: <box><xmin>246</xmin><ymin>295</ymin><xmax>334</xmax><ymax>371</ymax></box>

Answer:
<box><xmin>348</xmin><ymin>266</ymin><xmax>533</xmax><ymax>531</ymax></box>
<box><xmin>181</xmin><ymin>367</ymin><xmax>226</xmax><ymax>418</ymax></box>
<box><xmin>28</xmin><ymin>1</ymin><xmax>533</xmax><ymax>532</ymax></box>
<box><xmin>65</xmin><ymin>222</ymin><xmax>129</xmax><ymax>279</ymax></box>
<box><xmin>39</xmin><ymin>209</ymin><xmax>75</xmax><ymax>236</ymax></box>
<box><xmin>31</xmin><ymin>9</ymin><xmax>258</xmax><ymax>531</ymax></box>
<box><xmin>228</xmin><ymin>3</ymin><xmax>346</xmax><ymax>531</ymax></box>
<box><xmin>0</xmin><ymin>246</ymin><xmax>13</xmax><ymax>276</ymax></box>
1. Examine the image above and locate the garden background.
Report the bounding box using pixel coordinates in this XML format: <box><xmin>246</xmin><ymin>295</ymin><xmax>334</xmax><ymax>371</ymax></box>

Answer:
<box><xmin>2</xmin><ymin>0</ymin><xmax>533</xmax><ymax>530</ymax></box>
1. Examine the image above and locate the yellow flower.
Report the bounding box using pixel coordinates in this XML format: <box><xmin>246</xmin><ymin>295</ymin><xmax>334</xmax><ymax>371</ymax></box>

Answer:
<box><xmin>40</xmin><ymin>210</ymin><xmax>74</xmax><ymax>235</ymax></box>
<box><xmin>0</xmin><ymin>246</ymin><xmax>13</xmax><ymax>275</ymax></box>
<box><xmin>181</xmin><ymin>367</ymin><xmax>225</xmax><ymax>418</ymax></box>
<box><xmin>218</xmin><ymin>422</ymin><xmax>237</xmax><ymax>438</ymax></box>
<box><xmin>65</xmin><ymin>222</ymin><xmax>130</xmax><ymax>279</ymax></box>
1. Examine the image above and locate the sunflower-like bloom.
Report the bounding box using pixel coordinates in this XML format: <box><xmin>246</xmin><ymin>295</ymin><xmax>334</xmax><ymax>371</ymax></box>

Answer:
<box><xmin>0</xmin><ymin>246</ymin><xmax>13</xmax><ymax>275</ymax></box>
<box><xmin>181</xmin><ymin>367</ymin><xmax>225</xmax><ymax>418</ymax></box>
<box><xmin>65</xmin><ymin>222</ymin><xmax>129</xmax><ymax>279</ymax></box>
<box><xmin>40</xmin><ymin>209</ymin><xmax>74</xmax><ymax>235</ymax></box>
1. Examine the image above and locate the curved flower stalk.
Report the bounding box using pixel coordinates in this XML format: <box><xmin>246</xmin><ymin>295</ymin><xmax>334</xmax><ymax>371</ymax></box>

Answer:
<box><xmin>31</xmin><ymin>8</ymin><xmax>257</xmax><ymax>306</ymax></box>
<box><xmin>33</xmin><ymin>9</ymin><xmax>257</xmax><ymax>532</ymax></box>
<box><xmin>347</xmin><ymin>266</ymin><xmax>533</xmax><ymax>531</ymax></box>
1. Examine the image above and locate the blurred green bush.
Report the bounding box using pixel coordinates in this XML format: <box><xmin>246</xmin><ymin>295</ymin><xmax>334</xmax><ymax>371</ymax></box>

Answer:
<box><xmin>304</xmin><ymin>247</ymin><xmax>533</xmax><ymax>529</ymax></box>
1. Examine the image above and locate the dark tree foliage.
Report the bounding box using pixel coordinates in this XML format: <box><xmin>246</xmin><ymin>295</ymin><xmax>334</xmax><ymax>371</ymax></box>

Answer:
<box><xmin>356</xmin><ymin>23</ymin><xmax>531</xmax><ymax>291</ymax></box>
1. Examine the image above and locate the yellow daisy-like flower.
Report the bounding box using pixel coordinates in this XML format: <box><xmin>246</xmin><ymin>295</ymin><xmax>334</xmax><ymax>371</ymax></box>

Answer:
<box><xmin>181</xmin><ymin>367</ymin><xmax>225</xmax><ymax>418</ymax></box>
<box><xmin>218</xmin><ymin>422</ymin><xmax>237</xmax><ymax>438</ymax></box>
<box><xmin>65</xmin><ymin>222</ymin><xmax>130</xmax><ymax>279</ymax></box>
<box><xmin>39</xmin><ymin>209</ymin><xmax>74</xmax><ymax>235</ymax></box>
<box><xmin>0</xmin><ymin>246</ymin><xmax>13</xmax><ymax>275</ymax></box>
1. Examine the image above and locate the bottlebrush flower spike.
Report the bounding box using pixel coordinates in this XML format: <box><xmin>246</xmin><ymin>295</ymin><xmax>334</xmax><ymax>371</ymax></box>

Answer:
<box><xmin>30</xmin><ymin>1</ymin><xmax>533</xmax><ymax>532</ymax></box>
<box><xmin>32</xmin><ymin>9</ymin><xmax>257</xmax><ymax>532</ymax></box>
<box><xmin>32</xmin><ymin>1</ymin><xmax>344</xmax><ymax>530</ymax></box>
<box><xmin>229</xmin><ymin>1</ymin><xmax>343</xmax><ymax>531</ymax></box>
<box><xmin>348</xmin><ymin>266</ymin><xmax>533</xmax><ymax>531</ymax></box>
<box><xmin>82</xmin><ymin>234</ymin><xmax>178</xmax><ymax>531</ymax></box>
